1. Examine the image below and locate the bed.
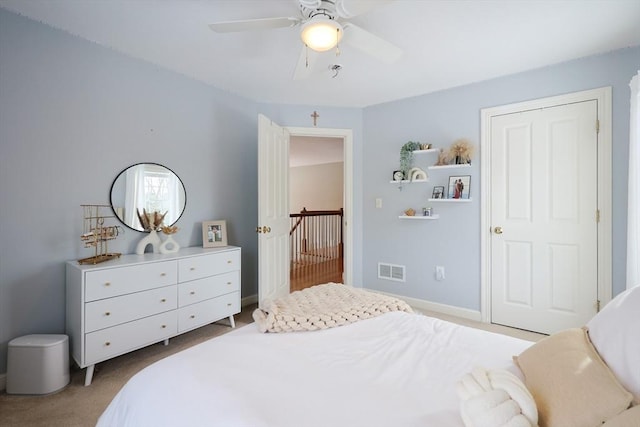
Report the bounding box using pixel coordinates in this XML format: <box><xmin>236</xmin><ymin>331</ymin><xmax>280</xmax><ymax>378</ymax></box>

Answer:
<box><xmin>97</xmin><ymin>284</ymin><xmax>640</xmax><ymax>427</ymax></box>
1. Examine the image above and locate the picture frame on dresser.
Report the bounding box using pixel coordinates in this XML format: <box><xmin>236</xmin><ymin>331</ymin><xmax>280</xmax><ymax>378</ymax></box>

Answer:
<box><xmin>202</xmin><ymin>220</ymin><xmax>227</xmax><ymax>248</ymax></box>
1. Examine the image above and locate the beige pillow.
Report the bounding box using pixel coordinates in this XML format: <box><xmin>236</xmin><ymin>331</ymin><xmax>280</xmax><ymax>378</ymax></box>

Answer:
<box><xmin>602</xmin><ymin>405</ymin><xmax>640</xmax><ymax>427</ymax></box>
<box><xmin>514</xmin><ymin>328</ymin><xmax>632</xmax><ymax>427</ymax></box>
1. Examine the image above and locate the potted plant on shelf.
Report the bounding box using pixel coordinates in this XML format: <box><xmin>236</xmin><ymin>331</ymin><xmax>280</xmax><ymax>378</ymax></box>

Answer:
<box><xmin>399</xmin><ymin>141</ymin><xmax>422</xmax><ymax>177</ymax></box>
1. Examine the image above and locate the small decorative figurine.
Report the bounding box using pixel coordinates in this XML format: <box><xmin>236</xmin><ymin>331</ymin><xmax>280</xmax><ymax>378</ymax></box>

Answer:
<box><xmin>435</xmin><ymin>148</ymin><xmax>449</xmax><ymax>166</ymax></box>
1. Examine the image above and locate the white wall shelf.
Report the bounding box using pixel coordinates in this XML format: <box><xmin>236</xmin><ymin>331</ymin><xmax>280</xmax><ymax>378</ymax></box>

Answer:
<box><xmin>393</xmin><ymin>143</ymin><xmax>473</xmax><ymax>220</ymax></box>
<box><xmin>390</xmin><ymin>179</ymin><xmax>428</xmax><ymax>184</ymax></box>
<box><xmin>428</xmin><ymin>198</ymin><xmax>472</xmax><ymax>202</ymax></box>
<box><xmin>428</xmin><ymin>164</ymin><xmax>472</xmax><ymax>170</ymax></box>
<box><xmin>399</xmin><ymin>214</ymin><xmax>440</xmax><ymax>220</ymax></box>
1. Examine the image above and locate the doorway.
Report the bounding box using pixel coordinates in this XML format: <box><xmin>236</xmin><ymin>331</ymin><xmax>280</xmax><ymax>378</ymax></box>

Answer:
<box><xmin>289</xmin><ymin>136</ymin><xmax>344</xmax><ymax>291</ymax></box>
<box><xmin>480</xmin><ymin>88</ymin><xmax>612</xmax><ymax>334</ymax></box>
<box><xmin>287</xmin><ymin>126</ymin><xmax>353</xmax><ymax>290</ymax></box>
<box><xmin>257</xmin><ymin>116</ymin><xmax>353</xmax><ymax>307</ymax></box>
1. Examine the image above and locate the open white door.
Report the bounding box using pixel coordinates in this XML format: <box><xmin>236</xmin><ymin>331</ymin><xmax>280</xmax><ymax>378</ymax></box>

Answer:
<box><xmin>258</xmin><ymin>114</ymin><xmax>290</xmax><ymax>307</ymax></box>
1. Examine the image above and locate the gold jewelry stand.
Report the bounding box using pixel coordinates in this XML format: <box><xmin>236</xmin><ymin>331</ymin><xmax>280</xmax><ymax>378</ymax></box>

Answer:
<box><xmin>78</xmin><ymin>204</ymin><xmax>122</xmax><ymax>265</ymax></box>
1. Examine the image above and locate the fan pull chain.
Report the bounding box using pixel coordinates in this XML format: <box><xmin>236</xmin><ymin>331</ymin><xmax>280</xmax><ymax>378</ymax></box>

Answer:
<box><xmin>335</xmin><ymin>28</ymin><xmax>341</xmax><ymax>56</ymax></box>
<box><xmin>305</xmin><ymin>44</ymin><xmax>310</xmax><ymax>68</ymax></box>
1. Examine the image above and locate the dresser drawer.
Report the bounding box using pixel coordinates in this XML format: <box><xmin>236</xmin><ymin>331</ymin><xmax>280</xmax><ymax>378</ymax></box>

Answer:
<box><xmin>85</xmin><ymin>310</ymin><xmax>177</xmax><ymax>365</ymax></box>
<box><xmin>85</xmin><ymin>285</ymin><xmax>177</xmax><ymax>333</ymax></box>
<box><xmin>177</xmin><ymin>291</ymin><xmax>240</xmax><ymax>333</ymax></box>
<box><xmin>178</xmin><ymin>271</ymin><xmax>240</xmax><ymax>307</ymax></box>
<box><xmin>85</xmin><ymin>261</ymin><xmax>177</xmax><ymax>302</ymax></box>
<box><xmin>178</xmin><ymin>250</ymin><xmax>240</xmax><ymax>282</ymax></box>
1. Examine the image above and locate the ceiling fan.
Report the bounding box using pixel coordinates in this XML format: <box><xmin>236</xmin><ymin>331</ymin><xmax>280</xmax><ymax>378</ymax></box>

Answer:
<box><xmin>208</xmin><ymin>0</ymin><xmax>403</xmax><ymax>80</ymax></box>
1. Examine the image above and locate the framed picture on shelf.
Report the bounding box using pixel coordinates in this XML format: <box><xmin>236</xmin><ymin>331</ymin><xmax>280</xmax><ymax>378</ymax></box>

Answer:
<box><xmin>447</xmin><ymin>175</ymin><xmax>471</xmax><ymax>199</ymax></box>
<box><xmin>431</xmin><ymin>186</ymin><xmax>445</xmax><ymax>199</ymax></box>
<box><xmin>202</xmin><ymin>220</ymin><xmax>228</xmax><ymax>248</ymax></box>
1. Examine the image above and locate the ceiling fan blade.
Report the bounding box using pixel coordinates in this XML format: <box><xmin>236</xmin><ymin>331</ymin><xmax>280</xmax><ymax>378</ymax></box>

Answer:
<box><xmin>293</xmin><ymin>45</ymin><xmax>319</xmax><ymax>80</ymax></box>
<box><xmin>342</xmin><ymin>22</ymin><xmax>402</xmax><ymax>63</ymax></box>
<box><xmin>209</xmin><ymin>17</ymin><xmax>300</xmax><ymax>33</ymax></box>
<box><xmin>336</xmin><ymin>0</ymin><xmax>395</xmax><ymax>19</ymax></box>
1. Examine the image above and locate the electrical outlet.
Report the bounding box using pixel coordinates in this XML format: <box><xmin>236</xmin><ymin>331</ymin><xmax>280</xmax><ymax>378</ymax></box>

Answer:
<box><xmin>375</xmin><ymin>198</ymin><xmax>382</xmax><ymax>208</ymax></box>
<box><xmin>436</xmin><ymin>266</ymin><xmax>445</xmax><ymax>281</ymax></box>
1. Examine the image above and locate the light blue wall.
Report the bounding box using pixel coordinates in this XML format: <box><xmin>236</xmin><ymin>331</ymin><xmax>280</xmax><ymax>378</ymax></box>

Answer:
<box><xmin>0</xmin><ymin>8</ymin><xmax>262</xmax><ymax>375</ymax></box>
<box><xmin>0</xmin><ymin>8</ymin><xmax>363</xmax><ymax>376</ymax></box>
<box><xmin>362</xmin><ymin>47</ymin><xmax>640</xmax><ymax>310</ymax></box>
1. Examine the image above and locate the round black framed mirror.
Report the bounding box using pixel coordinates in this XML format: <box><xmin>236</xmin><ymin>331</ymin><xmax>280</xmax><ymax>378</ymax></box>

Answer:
<box><xmin>110</xmin><ymin>163</ymin><xmax>187</xmax><ymax>232</ymax></box>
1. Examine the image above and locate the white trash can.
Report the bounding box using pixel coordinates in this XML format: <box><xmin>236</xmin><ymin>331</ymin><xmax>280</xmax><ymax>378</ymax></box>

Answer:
<box><xmin>6</xmin><ymin>334</ymin><xmax>70</xmax><ymax>395</ymax></box>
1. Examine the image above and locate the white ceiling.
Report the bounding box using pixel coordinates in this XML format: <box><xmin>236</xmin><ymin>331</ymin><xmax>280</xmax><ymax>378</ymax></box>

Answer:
<box><xmin>1</xmin><ymin>0</ymin><xmax>639</xmax><ymax>108</ymax></box>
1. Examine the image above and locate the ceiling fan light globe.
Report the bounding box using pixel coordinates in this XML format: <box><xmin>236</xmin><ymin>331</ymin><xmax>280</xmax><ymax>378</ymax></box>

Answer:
<box><xmin>300</xmin><ymin>17</ymin><xmax>343</xmax><ymax>52</ymax></box>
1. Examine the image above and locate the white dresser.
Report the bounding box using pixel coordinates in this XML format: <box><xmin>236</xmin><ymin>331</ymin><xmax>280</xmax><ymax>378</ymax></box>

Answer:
<box><xmin>66</xmin><ymin>246</ymin><xmax>241</xmax><ymax>386</ymax></box>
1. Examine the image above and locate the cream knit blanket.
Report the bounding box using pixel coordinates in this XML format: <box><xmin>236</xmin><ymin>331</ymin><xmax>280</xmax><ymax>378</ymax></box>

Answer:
<box><xmin>252</xmin><ymin>283</ymin><xmax>413</xmax><ymax>333</ymax></box>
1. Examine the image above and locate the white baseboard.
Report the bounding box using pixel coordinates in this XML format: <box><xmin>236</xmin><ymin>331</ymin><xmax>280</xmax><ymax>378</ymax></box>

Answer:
<box><xmin>0</xmin><ymin>373</ymin><xmax>6</xmax><ymax>392</ymax></box>
<box><xmin>242</xmin><ymin>294</ymin><xmax>258</xmax><ymax>307</ymax></box>
<box><xmin>375</xmin><ymin>290</ymin><xmax>482</xmax><ymax>322</ymax></box>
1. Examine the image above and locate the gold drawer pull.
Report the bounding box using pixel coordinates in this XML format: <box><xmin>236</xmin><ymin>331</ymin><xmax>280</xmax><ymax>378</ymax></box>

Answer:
<box><xmin>190</xmin><ymin>291</ymin><xmax>195</xmax><ymax>295</ymax></box>
<box><xmin>190</xmin><ymin>315</ymin><xmax>195</xmax><ymax>319</ymax></box>
<box><xmin>160</xmin><ymin>272</ymin><xmax>166</xmax><ymax>277</ymax></box>
<box><xmin>105</xmin><ymin>342</ymin><xmax>111</xmax><ymax>346</ymax></box>
<box><xmin>190</xmin><ymin>267</ymin><xmax>196</xmax><ymax>271</ymax></box>
<box><xmin>161</xmin><ymin>325</ymin><xmax>166</xmax><ymax>329</ymax></box>
<box><xmin>161</xmin><ymin>298</ymin><xmax>166</xmax><ymax>303</ymax></box>
<box><xmin>227</xmin><ymin>303</ymin><xmax>232</xmax><ymax>307</ymax></box>
<box><xmin>104</xmin><ymin>282</ymin><xmax>111</xmax><ymax>287</ymax></box>
<box><xmin>227</xmin><ymin>260</ymin><xmax>232</xmax><ymax>264</ymax></box>
<box><xmin>105</xmin><ymin>312</ymin><xmax>111</xmax><ymax>316</ymax></box>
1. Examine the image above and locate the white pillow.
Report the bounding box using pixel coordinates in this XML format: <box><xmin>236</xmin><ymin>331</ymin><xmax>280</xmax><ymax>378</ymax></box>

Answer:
<box><xmin>587</xmin><ymin>284</ymin><xmax>640</xmax><ymax>403</ymax></box>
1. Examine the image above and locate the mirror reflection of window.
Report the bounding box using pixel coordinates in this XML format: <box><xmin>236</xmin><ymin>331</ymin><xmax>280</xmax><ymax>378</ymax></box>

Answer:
<box><xmin>123</xmin><ymin>164</ymin><xmax>185</xmax><ymax>230</ymax></box>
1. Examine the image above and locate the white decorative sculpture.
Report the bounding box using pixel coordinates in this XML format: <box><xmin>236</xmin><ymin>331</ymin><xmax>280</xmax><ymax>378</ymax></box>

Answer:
<box><xmin>408</xmin><ymin>167</ymin><xmax>428</xmax><ymax>181</ymax></box>
<box><xmin>159</xmin><ymin>225</ymin><xmax>180</xmax><ymax>254</ymax></box>
<box><xmin>136</xmin><ymin>229</ymin><xmax>162</xmax><ymax>255</ymax></box>
<box><xmin>135</xmin><ymin>209</ymin><xmax>167</xmax><ymax>255</ymax></box>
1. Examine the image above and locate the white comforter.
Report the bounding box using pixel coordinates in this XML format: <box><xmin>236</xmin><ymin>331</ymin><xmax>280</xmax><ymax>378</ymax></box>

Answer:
<box><xmin>97</xmin><ymin>311</ymin><xmax>532</xmax><ymax>427</ymax></box>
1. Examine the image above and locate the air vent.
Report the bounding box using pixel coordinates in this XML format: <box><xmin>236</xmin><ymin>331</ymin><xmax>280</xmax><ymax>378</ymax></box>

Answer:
<box><xmin>378</xmin><ymin>262</ymin><xmax>405</xmax><ymax>282</ymax></box>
